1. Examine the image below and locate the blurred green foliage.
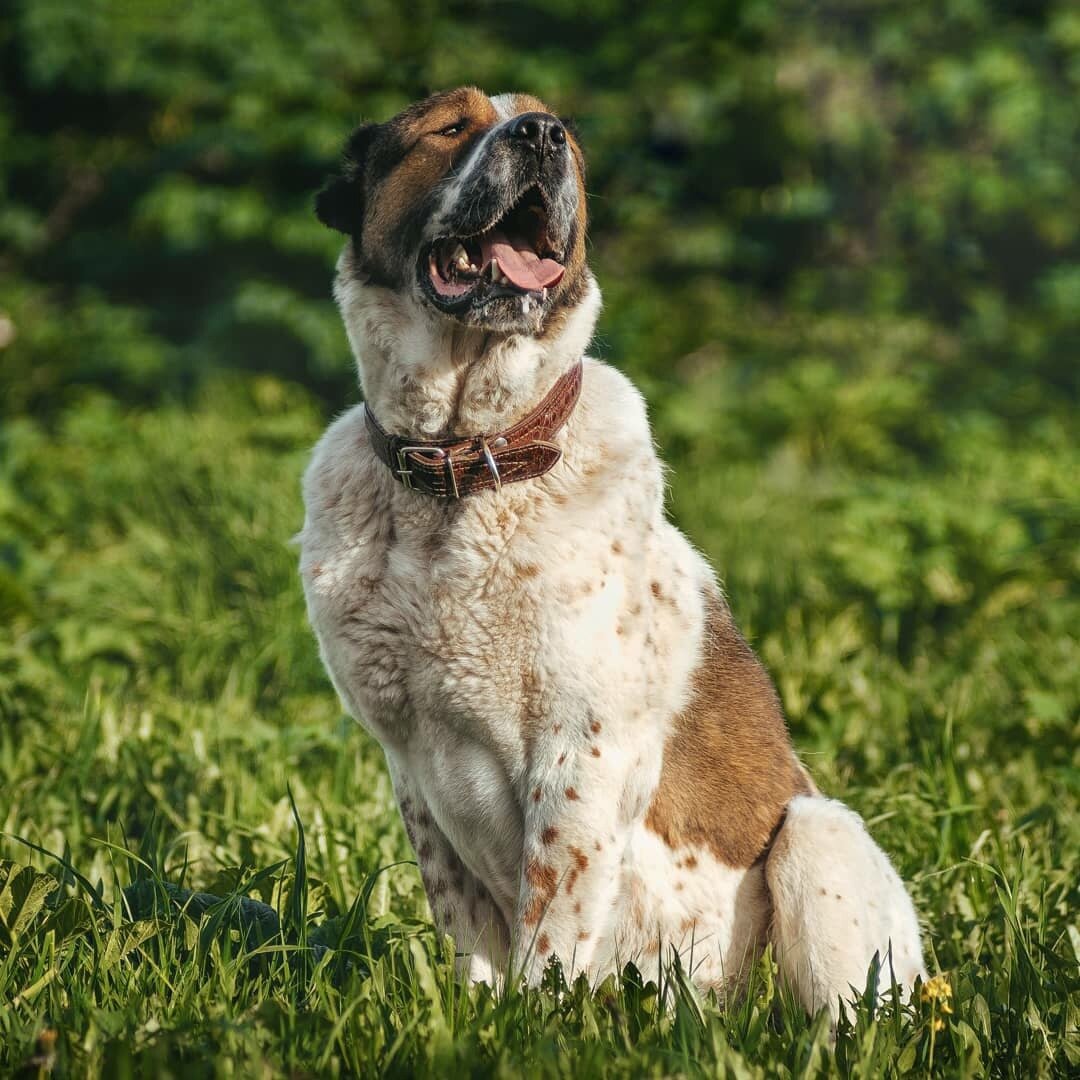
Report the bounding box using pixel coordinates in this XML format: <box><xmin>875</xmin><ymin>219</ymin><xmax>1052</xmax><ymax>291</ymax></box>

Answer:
<box><xmin>1</xmin><ymin>1</ymin><xmax>1078</xmax><ymax>1075</ymax></box>
<box><xmin>2</xmin><ymin>0</ymin><xmax>1078</xmax><ymax>430</ymax></box>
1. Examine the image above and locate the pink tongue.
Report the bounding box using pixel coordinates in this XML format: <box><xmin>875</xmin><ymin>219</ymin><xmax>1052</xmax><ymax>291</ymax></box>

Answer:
<box><xmin>483</xmin><ymin>230</ymin><xmax>565</xmax><ymax>291</ymax></box>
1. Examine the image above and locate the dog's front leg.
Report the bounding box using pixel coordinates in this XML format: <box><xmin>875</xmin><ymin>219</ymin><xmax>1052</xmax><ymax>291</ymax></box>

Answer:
<box><xmin>513</xmin><ymin>731</ymin><xmax>655</xmax><ymax>985</ymax></box>
<box><xmin>389</xmin><ymin>767</ymin><xmax>511</xmax><ymax>987</ymax></box>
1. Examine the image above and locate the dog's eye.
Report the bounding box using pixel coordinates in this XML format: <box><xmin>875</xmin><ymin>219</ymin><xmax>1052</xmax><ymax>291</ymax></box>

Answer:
<box><xmin>437</xmin><ymin>121</ymin><xmax>466</xmax><ymax>137</ymax></box>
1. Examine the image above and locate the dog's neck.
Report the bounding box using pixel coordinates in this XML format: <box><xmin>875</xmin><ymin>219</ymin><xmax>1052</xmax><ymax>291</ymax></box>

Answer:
<box><xmin>334</xmin><ymin>251</ymin><xmax>601</xmax><ymax>440</ymax></box>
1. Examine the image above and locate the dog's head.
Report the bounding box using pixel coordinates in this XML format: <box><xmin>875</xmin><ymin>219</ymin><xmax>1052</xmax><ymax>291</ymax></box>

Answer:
<box><xmin>316</xmin><ymin>87</ymin><xmax>588</xmax><ymax>335</ymax></box>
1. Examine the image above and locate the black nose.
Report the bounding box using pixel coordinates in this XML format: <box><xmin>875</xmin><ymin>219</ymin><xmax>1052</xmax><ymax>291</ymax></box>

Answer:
<box><xmin>509</xmin><ymin>112</ymin><xmax>566</xmax><ymax>153</ymax></box>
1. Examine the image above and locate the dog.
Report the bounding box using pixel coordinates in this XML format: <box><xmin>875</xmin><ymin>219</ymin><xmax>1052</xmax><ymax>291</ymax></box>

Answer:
<box><xmin>299</xmin><ymin>87</ymin><xmax>926</xmax><ymax>1017</ymax></box>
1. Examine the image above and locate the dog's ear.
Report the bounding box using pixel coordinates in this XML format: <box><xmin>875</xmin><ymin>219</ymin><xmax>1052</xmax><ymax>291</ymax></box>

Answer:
<box><xmin>314</xmin><ymin>176</ymin><xmax>360</xmax><ymax>235</ymax></box>
<box><xmin>314</xmin><ymin>122</ymin><xmax>378</xmax><ymax>235</ymax></box>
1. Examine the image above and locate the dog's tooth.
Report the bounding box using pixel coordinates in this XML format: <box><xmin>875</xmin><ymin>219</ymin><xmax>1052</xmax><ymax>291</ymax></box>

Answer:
<box><xmin>452</xmin><ymin>244</ymin><xmax>470</xmax><ymax>271</ymax></box>
<box><xmin>492</xmin><ymin>260</ymin><xmax>506</xmax><ymax>285</ymax></box>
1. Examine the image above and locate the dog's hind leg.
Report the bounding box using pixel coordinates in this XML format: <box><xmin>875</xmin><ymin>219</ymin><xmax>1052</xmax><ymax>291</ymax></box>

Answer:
<box><xmin>764</xmin><ymin>795</ymin><xmax>926</xmax><ymax>1019</ymax></box>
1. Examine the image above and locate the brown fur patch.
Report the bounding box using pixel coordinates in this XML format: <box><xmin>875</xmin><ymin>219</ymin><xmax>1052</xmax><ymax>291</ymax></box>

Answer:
<box><xmin>563</xmin><ymin>845</ymin><xmax>589</xmax><ymax>895</ymax></box>
<box><xmin>362</xmin><ymin>89</ymin><xmax>498</xmax><ymax>277</ymax></box>
<box><xmin>537</xmin><ymin>933</ymin><xmax>551</xmax><ymax>955</ymax></box>
<box><xmin>522</xmin><ymin>894</ymin><xmax>545</xmax><ymax>926</ymax></box>
<box><xmin>645</xmin><ymin>589</ymin><xmax>811</xmax><ymax>867</ymax></box>
<box><xmin>565</xmin><ymin>787</ymin><xmax>579</xmax><ymax>801</ymax></box>
<box><xmin>526</xmin><ymin>860</ymin><xmax>558</xmax><ymax>899</ymax></box>
<box><xmin>541</xmin><ymin>826</ymin><xmax>559</xmax><ymax>845</ymax></box>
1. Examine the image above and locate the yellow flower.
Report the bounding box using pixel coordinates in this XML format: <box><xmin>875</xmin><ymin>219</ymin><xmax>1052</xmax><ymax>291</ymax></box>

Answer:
<box><xmin>933</xmin><ymin>1018</ymin><xmax>946</xmax><ymax>1032</ymax></box>
<box><xmin>920</xmin><ymin>974</ymin><xmax>953</xmax><ymax>1004</ymax></box>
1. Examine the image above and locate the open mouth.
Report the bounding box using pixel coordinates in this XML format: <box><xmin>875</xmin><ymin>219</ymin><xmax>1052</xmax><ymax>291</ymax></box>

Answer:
<box><xmin>425</xmin><ymin>187</ymin><xmax>565</xmax><ymax>305</ymax></box>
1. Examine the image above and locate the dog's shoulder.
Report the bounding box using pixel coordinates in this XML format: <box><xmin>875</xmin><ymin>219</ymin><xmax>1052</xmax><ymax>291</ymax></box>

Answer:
<box><xmin>302</xmin><ymin>404</ymin><xmax>371</xmax><ymax>504</ymax></box>
<box><xmin>561</xmin><ymin>358</ymin><xmax>660</xmax><ymax>499</ymax></box>
<box><xmin>578</xmin><ymin>357</ymin><xmax>651</xmax><ymax>447</ymax></box>
<box><xmin>298</xmin><ymin>404</ymin><xmax>391</xmax><ymax>576</ymax></box>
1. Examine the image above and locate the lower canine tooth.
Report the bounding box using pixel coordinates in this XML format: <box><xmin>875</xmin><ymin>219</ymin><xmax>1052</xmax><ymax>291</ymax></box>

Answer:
<box><xmin>452</xmin><ymin>244</ymin><xmax>470</xmax><ymax>271</ymax></box>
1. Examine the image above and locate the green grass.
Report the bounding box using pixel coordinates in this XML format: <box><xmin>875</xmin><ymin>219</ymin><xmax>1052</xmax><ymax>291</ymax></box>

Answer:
<box><xmin>1</xmin><ymin>375</ymin><xmax>1077</xmax><ymax>1077</ymax></box>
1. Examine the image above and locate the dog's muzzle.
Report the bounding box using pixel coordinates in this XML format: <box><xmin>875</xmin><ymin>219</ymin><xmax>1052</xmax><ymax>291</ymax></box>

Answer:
<box><xmin>419</xmin><ymin>112</ymin><xmax>579</xmax><ymax>327</ymax></box>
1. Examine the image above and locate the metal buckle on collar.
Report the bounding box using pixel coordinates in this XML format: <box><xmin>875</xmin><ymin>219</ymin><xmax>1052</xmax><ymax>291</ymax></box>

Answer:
<box><xmin>480</xmin><ymin>436</ymin><xmax>505</xmax><ymax>492</ymax></box>
<box><xmin>395</xmin><ymin>445</ymin><xmax>459</xmax><ymax>499</ymax></box>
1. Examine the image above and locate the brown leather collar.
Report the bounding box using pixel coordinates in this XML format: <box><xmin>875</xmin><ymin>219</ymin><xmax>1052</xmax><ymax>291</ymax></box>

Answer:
<box><xmin>364</xmin><ymin>361</ymin><xmax>583</xmax><ymax>499</ymax></box>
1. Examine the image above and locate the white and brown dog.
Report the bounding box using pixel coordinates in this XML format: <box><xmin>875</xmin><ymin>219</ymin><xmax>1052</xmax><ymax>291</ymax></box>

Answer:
<box><xmin>299</xmin><ymin>87</ymin><xmax>925</xmax><ymax>1017</ymax></box>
